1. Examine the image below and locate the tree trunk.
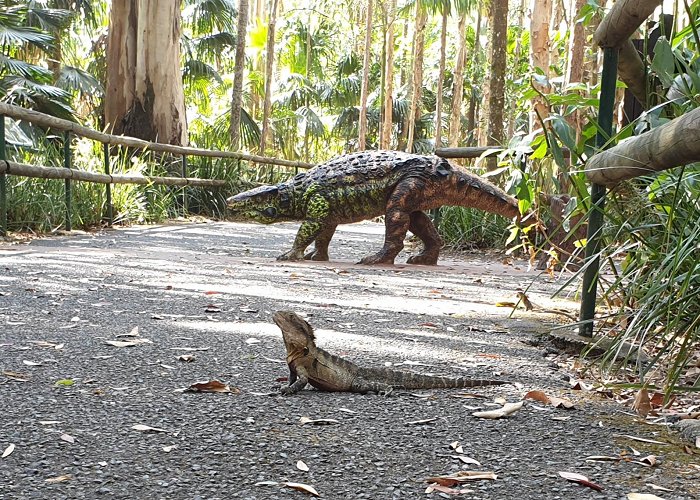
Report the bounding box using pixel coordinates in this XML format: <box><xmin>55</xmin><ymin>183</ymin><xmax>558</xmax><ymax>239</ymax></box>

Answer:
<box><xmin>380</xmin><ymin>0</ymin><xmax>396</xmax><ymax>150</ymax></box>
<box><xmin>507</xmin><ymin>0</ymin><xmax>526</xmax><ymax>139</ymax></box>
<box><xmin>259</xmin><ymin>0</ymin><xmax>279</xmax><ymax>155</ymax></box>
<box><xmin>434</xmin><ymin>9</ymin><xmax>448</xmax><ymax>151</ymax></box>
<box><xmin>406</xmin><ymin>5</ymin><xmax>427</xmax><ymax>153</ymax></box>
<box><xmin>230</xmin><ymin>0</ymin><xmax>250</xmax><ymax>151</ymax></box>
<box><xmin>105</xmin><ymin>0</ymin><xmax>188</xmax><ymax>145</ymax></box>
<box><xmin>485</xmin><ymin>0</ymin><xmax>508</xmax><ymax>166</ymax></box>
<box><xmin>564</xmin><ymin>0</ymin><xmax>586</xmax><ymax>140</ymax></box>
<box><xmin>358</xmin><ymin>0</ymin><xmax>373</xmax><ymax>151</ymax></box>
<box><xmin>466</xmin><ymin>8</ymin><xmax>482</xmax><ymax>146</ymax></box>
<box><xmin>448</xmin><ymin>12</ymin><xmax>467</xmax><ymax>147</ymax></box>
<box><xmin>529</xmin><ymin>0</ymin><xmax>552</xmax><ymax>131</ymax></box>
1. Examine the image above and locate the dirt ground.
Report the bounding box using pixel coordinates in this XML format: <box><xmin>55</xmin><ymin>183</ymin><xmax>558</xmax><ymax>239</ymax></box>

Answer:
<box><xmin>1</xmin><ymin>220</ymin><xmax>698</xmax><ymax>499</ymax></box>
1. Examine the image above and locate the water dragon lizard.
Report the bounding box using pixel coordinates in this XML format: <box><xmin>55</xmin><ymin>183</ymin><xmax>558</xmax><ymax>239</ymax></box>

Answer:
<box><xmin>273</xmin><ymin>310</ymin><xmax>508</xmax><ymax>395</ymax></box>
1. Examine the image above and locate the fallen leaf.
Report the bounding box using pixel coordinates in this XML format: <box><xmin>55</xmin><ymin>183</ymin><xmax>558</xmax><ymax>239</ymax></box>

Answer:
<box><xmin>22</xmin><ymin>360</ymin><xmax>43</xmax><ymax>366</ymax></box>
<box><xmin>45</xmin><ymin>474</ymin><xmax>72</xmax><ymax>483</ymax></box>
<box><xmin>585</xmin><ymin>455</ymin><xmax>620</xmax><ymax>462</ymax></box>
<box><xmin>169</xmin><ymin>347</ymin><xmax>210</xmax><ymax>351</ymax></box>
<box><xmin>406</xmin><ymin>417</ymin><xmax>438</xmax><ymax>425</ymax></box>
<box><xmin>449</xmin><ymin>441</ymin><xmax>463</xmax><ymax>454</ymax></box>
<box><xmin>105</xmin><ymin>338</ymin><xmax>152</xmax><ymax>347</ymax></box>
<box><xmin>632</xmin><ymin>389</ymin><xmax>652</xmax><ymax>418</ymax></box>
<box><xmin>296</xmin><ymin>460</ymin><xmax>309</xmax><ymax>472</ymax></box>
<box><xmin>178</xmin><ymin>354</ymin><xmax>196</xmax><ymax>362</ymax></box>
<box><xmin>620</xmin><ymin>435</ymin><xmax>668</xmax><ymax>445</ymax></box>
<box><xmin>281</xmin><ymin>481</ymin><xmax>320</xmax><ymax>497</ymax></box>
<box><xmin>472</xmin><ymin>401</ymin><xmax>524</xmax><ymax>419</ymax></box>
<box><xmin>38</xmin><ymin>421</ymin><xmax>62</xmax><ymax>425</ymax></box>
<box><xmin>240</xmin><ymin>307</ymin><xmax>258</xmax><ymax>313</ymax></box>
<box><xmin>204</xmin><ymin>305</ymin><xmax>221</xmax><ymax>313</ymax></box>
<box><xmin>60</xmin><ymin>434</ymin><xmax>75</xmax><ymax>443</ymax></box>
<box><xmin>184</xmin><ymin>380</ymin><xmax>238</xmax><ymax>394</ymax></box>
<box><xmin>452</xmin><ymin>455</ymin><xmax>481</xmax><ymax>466</ymax></box>
<box><xmin>633</xmin><ymin>455</ymin><xmax>658</xmax><ymax>467</ymax></box>
<box><xmin>2</xmin><ymin>443</ymin><xmax>15</xmax><ymax>458</ymax></box>
<box><xmin>204</xmin><ymin>291</ymin><xmax>220</xmax><ymax>295</ymax></box>
<box><xmin>558</xmin><ymin>471</ymin><xmax>603</xmax><ymax>492</ymax></box>
<box><xmin>2</xmin><ymin>371</ymin><xmax>30</xmax><ymax>381</ymax></box>
<box><xmin>425</xmin><ymin>483</ymin><xmax>475</xmax><ymax>495</ymax></box>
<box><xmin>645</xmin><ymin>483</ymin><xmax>673</xmax><ymax>492</ymax></box>
<box><xmin>627</xmin><ymin>494</ymin><xmax>666</xmax><ymax>500</ymax></box>
<box><xmin>131</xmin><ymin>424</ymin><xmax>169</xmax><ymax>433</ymax></box>
<box><xmin>162</xmin><ymin>445</ymin><xmax>177</xmax><ymax>452</ymax></box>
<box><xmin>116</xmin><ymin>326</ymin><xmax>140</xmax><ymax>338</ymax></box>
<box><xmin>298</xmin><ymin>416</ymin><xmax>339</xmax><ymax>425</ymax></box>
<box><xmin>54</xmin><ymin>379</ymin><xmax>74</xmax><ymax>387</ymax></box>
<box><xmin>524</xmin><ymin>390</ymin><xmax>575</xmax><ymax>409</ymax></box>
<box><xmin>255</xmin><ymin>481</ymin><xmax>280</xmax><ymax>487</ymax></box>
<box><xmin>245</xmin><ymin>338</ymin><xmax>261</xmax><ymax>344</ymax></box>
<box><xmin>425</xmin><ymin>471</ymin><xmax>497</xmax><ymax>486</ymax></box>
<box><xmin>495</xmin><ymin>301</ymin><xmax>517</xmax><ymax>308</ymax></box>
<box><xmin>98</xmin><ymin>461</ymin><xmax>108</xmax><ymax>466</ymax></box>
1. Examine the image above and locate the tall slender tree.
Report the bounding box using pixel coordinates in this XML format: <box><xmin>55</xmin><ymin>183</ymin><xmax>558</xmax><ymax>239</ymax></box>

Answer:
<box><xmin>448</xmin><ymin>11</ymin><xmax>468</xmax><ymax>147</ymax></box>
<box><xmin>230</xmin><ymin>0</ymin><xmax>250</xmax><ymax>150</ymax></box>
<box><xmin>380</xmin><ymin>0</ymin><xmax>396</xmax><ymax>149</ymax></box>
<box><xmin>358</xmin><ymin>0</ymin><xmax>374</xmax><ymax>151</ymax></box>
<box><xmin>485</xmin><ymin>0</ymin><xmax>508</xmax><ymax>163</ymax></box>
<box><xmin>105</xmin><ymin>0</ymin><xmax>188</xmax><ymax>145</ymax></box>
<box><xmin>259</xmin><ymin>0</ymin><xmax>279</xmax><ymax>154</ymax></box>
<box><xmin>406</xmin><ymin>2</ymin><xmax>428</xmax><ymax>153</ymax></box>
<box><xmin>529</xmin><ymin>0</ymin><xmax>552</xmax><ymax>130</ymax></box>
<box><xmin>434</xmin><ymin>3</ymin><xmax>449</xmax><ymax>150</ymax></box>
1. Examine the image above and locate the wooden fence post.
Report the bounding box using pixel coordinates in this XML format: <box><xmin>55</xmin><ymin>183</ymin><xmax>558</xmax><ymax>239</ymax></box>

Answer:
<box><xmin>64</xmin><ymin>131</ymin><xmax>72</xmax><ymax>231</ymax></box>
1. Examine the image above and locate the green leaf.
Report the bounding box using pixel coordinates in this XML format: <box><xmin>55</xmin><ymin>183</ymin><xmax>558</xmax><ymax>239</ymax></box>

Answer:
<box><xmin>55</xmin><ymin>379</ymin><xmax>74</xmax><ymax>387</ymax></box>
<box><xmin>650</xmin><ymin>38</ymin><xmax>676</xmax><ymax>89</ymax></box>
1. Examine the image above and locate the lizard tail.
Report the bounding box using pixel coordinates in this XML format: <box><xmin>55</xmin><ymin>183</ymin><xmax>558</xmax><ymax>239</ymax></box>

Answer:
<box><xmin>362</xmin><ymin>367</ymin><xmax>508</xmax><ymax>389</ymax></box>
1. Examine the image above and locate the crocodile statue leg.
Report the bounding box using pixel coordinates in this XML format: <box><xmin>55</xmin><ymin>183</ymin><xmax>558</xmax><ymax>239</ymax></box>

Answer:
<box><xmin>359</xmin><ymin>180</ymin><xmax>419</xmax><ymax>265</ymax></box>
<box><xmin>278</xmin><ymin>192</ymin><xmax>330</xmax><ymax>261</ymax></box>
<box><xmin>304</xmin><ymin>224</ymin><xmax>337</xmax><ymax>261</ymax></box>
<box><xmin>405</xmin><ymin>211</ymin><xmax>442</xmax><ymax>265</ymax></box>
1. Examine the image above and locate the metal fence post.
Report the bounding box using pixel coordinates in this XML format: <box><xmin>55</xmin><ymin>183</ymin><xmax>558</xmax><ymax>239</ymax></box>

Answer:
<box><xmin>0</xmin><ymin>115</ymin><xmax>7</xmax><ymax>236</ymax></box>
<box><xmin>103</xmin><ymin>143</ymin><xmax>113</xmax><ymax>226</ymax></box>
<box><xmin>579</xmin><ymin>46</ymin><xmax>619</xmax><ymax>337</ymax></box>
<box><xmin>64</xmin><ymin>131</ymin><xmax>72</xmax><ymax>231</ymax></box>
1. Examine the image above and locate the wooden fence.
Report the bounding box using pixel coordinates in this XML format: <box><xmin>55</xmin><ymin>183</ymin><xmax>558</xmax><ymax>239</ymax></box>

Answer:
<box><xmin>0</xmin><ymin>103</ymin><xmax>314</xmax><ymax>235</ymax></box>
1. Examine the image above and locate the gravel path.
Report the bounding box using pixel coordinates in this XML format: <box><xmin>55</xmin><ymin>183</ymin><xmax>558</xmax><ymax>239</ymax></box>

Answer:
<box><xmin>1</xmin><ymin>221</ymin><xmax>697</xmax><ymax>499</ymax></box>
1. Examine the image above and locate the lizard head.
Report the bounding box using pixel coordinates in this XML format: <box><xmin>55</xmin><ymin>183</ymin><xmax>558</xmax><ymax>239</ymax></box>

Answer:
<box><xmin>226</xmin><ymin>185</ymin><xmax>292</xmax><ymax>224</ymax></box>
<box><xmin>272</xmin><ymin>310</ymin><xmax>316</xmax><ymax>359</ymax></box>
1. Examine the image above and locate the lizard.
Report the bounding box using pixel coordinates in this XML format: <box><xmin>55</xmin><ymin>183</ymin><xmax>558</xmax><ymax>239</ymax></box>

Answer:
<box><xmin>227</xmin><ymin>150</ymin><xmax>526</xmax><ymax>265</ymax></box>
<box><xmin>272</xmin><ymin>310</ymin><xmax>509</xmax><ymax>395</ymax></box>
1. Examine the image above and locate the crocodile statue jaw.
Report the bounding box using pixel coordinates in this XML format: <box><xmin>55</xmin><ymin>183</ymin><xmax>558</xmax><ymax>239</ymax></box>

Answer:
<box><xmin>227</xmin><ymin>150</ymin><xmax>522</xmax><ymax>265</ymax></box>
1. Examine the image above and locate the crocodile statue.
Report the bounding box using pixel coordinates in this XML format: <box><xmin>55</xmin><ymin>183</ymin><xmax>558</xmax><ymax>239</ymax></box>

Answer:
<box><xmin>227</xmin><ymin>150</ymin><xmax>522</xmax><ymax>265</ymax></box>
<box><xmin>273</xmin><ymin>310</ymin><xmax>508</xmax><ymax>395</ymax></box>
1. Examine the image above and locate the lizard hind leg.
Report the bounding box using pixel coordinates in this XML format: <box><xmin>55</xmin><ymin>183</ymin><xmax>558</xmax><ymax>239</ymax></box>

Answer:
<box><xmin>405</xmin><ymin>211</ymin><xmax>443</xmax><ymax>265</ymax></box>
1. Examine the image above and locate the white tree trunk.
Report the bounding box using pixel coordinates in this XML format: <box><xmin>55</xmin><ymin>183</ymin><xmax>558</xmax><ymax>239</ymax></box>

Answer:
<box><xmin>358</xmin><ymin>0</ymin><xmax>373</xmax><ymax>151</ymax></box>
<box><xmin>380</xmin><ymin>0</ymin><xmax>396</xmax><ymax>150</ymax></box>
<box><xmin>529</xmin><ymin>0</ymin><xmax>552</xmax><ymax>131</ymax></box>
<box><xmin>230</xmin><ymin>0</ymin><xmax>250</xmax><ymax>150</ymax></box>
<box><xmin>105</xmin><ymin>0</ymin><xmax>188</xmax><ymax>145</ymax></box>
<box><xmin>448</xmin><ymin>13</ymin><xmax>467</xmax><ymax>147</ymax></box>
<box><xmin>259</xmin><ymin>0</ymin><xmax>279</xmax><ymax>154</ymax></box>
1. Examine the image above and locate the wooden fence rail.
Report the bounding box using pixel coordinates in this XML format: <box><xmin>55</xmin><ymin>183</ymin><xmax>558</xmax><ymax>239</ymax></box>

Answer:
<box><xmin>0</xmin><ymin>103</ymin><xmax>315</xmax><ymax>235</ymax></box>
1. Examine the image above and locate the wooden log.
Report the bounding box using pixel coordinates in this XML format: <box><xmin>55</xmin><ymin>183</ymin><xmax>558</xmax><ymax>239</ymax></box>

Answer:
<box><xmin>0</xmin><ymin>103</ymin><xmax>313</xmax><ymax>170</ymax></box>
<box><xmin>617</xmin><ymin>39</ymin><xmax>648</xmax><ymax>106</ymax></box>
<box><xmin>435</xmin><ymin>146</ymin><xmax>501</xmax><ymax>159</ymax></box>
<box><xmin>0</xmin><ymin>160</ymin><xmax>227</xmax><ymax>187</ymax></box>
<box><xmin>593</xmin><ymin>0</ymin><xmax>662</xmax><ymax>48</ymax></box>
<box><xmin>585</xmin><ymin>107</ymin><xmax>700</xmax><ymax>186</ymax></box>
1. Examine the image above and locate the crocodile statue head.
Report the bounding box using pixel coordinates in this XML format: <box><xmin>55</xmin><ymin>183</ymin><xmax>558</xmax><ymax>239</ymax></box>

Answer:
<box><xmin>226</xmin><ymin>184</ymin><xmax>294</xmax><ymax>224</ymax></box>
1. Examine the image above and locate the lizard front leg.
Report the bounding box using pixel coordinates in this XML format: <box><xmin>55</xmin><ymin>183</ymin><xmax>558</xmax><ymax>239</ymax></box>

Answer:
<box><xmin>278</xmin><ymin>191</ymin><xmax>331</xmax><ymax>261</ymax></box>
<box><xmin>281</xmin><ymin>367</ymin><xmax>309</xmax><ymax>395</ymax></box>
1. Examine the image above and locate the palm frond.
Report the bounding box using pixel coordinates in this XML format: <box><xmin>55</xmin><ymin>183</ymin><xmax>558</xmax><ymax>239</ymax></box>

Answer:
<box><xmin>56</xmin><ymin>64</ymin><xmax>103</xmax><ymax>96</ymax></box>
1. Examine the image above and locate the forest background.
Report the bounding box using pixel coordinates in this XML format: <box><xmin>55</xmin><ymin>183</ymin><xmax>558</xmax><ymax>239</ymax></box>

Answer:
<box><xmin>1</xmin><ymin>0</ymin><xmax>699</xmax><ymax>393</ymax></box>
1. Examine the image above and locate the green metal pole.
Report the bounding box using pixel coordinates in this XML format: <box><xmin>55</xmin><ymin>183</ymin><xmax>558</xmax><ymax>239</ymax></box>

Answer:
<box><xmin>181</xmin><ymin>154</ymin><xmax>188</xmax><ymax>216</ymax></box>
<box><xmin>64</xmin><ymin>131</ymin><xmax>72</xmax><ymax>232</ymax></box>
<box><xmin>579</xmin><ymin>46</ymin><xmax>619</xmax><ymax>337</ymax></box>
<box><xmin>0</xmin><ymin>115</ymin><xmax>6</xmax><ymax>236</ymax></box>
<box><xmin>103</xmin><ymin>142</ymin><xmax>113</xmax><ymax>226</ymax></box>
